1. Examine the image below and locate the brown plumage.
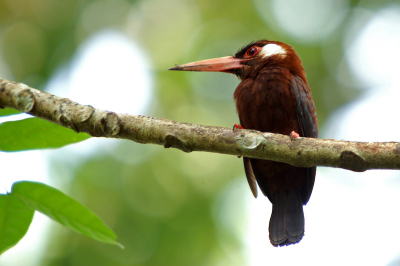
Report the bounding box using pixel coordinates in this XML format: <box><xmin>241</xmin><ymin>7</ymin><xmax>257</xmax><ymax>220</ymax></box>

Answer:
<box><xmin>169</xmin><ymin>40</ymin><xmax>318</xmax><ymax>247</ymax></box>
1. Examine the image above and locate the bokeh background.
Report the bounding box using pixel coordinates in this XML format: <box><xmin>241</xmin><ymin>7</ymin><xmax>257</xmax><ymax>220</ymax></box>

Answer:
<box><xmin>1</xmin><ymin>0</ymin><xmax>400</xmax><ymax>265</ymax></box>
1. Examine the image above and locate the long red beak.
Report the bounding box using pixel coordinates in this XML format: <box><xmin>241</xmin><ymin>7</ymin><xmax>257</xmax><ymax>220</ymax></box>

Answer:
<box><xmin>168</xmin><ymin>56</ymin><xmax>245</xmax><ymax>73</ymax></box>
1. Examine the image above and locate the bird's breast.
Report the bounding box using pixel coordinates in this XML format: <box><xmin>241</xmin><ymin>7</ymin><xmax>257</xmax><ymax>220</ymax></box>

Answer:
<box><xmin>234</xmin><ymin>74</ymin><xmax>300</xmax><ymax>135</ymax></box>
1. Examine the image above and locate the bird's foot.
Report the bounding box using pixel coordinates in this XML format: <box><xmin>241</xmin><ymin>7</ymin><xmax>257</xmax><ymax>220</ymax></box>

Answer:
<box><xmin>290</xmin><ymin>131</ymin><xmax>300</xmax><ymax>141</ymax></box>
<box><xmin>233</xmin><ymin>123</ymin><xmax>244</xmax><ymax>158</ymax></box>
<box><xmin>233</xmin><ymin>123</ymin><xmax>244</xmax><ymax>131</ymax></box>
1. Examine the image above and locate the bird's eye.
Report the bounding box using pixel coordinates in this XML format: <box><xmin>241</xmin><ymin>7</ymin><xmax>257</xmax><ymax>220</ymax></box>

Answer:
<box><xmin>245</xmin><ymin>46</ymin><xmax>260</xmax><ymax>57</ymax></box>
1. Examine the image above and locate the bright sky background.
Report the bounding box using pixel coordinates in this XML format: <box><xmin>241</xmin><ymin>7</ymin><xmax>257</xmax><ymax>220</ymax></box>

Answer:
<box><xmin>2</xmin><ymin>4</ymin><xmax>400</xmax><ymax>266</ymax></box>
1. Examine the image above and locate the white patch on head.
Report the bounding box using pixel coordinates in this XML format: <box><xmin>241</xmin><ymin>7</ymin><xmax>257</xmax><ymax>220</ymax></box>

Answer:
<box><xmin>260</xmin><ymin>43</ymin><xmax>286</xmax><ymax>58</ymax></box>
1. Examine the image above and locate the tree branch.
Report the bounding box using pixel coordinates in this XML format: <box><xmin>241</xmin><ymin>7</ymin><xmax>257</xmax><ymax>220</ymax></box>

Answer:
<box><xmin>1</xmin><ymin>78</ymin><xmax>400</xmax><ymax>172</ymax></box>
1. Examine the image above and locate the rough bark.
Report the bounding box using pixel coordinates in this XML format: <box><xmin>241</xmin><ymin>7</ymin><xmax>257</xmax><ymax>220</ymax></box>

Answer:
<box><xmin>1</xmin><ymin>78</ymin><xmax>400</xmax><ymax>172</ymax></box>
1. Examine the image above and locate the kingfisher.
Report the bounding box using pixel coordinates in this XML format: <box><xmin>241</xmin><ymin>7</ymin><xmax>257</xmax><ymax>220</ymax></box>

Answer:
<box><xmin>169</xmin><ymin>40</ymin><xmax>318</xmax><ymax>246</ymax></box>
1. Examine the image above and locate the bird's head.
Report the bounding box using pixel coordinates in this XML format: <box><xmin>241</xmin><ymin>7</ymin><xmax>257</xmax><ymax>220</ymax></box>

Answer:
<box><xmin>169</xmin><ymin>40</ymin><xmax>304</xmax><ymax>80</ymax></box>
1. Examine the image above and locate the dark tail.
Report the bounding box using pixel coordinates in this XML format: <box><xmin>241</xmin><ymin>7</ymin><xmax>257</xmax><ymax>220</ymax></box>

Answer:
<box><xmin>269</xmin><ymin>190</ymin><xmax>305</xmax><ymax>247</ymax></box>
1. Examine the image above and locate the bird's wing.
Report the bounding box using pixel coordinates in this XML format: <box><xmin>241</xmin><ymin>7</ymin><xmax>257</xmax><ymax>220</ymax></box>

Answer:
<box><xmin>291</xmin><ymin>76</ymin><xmax>318</xmax><ymax>203</ymax></box>
<box><xmin>243</xmin><ymin>157</ymin><xmax>258</xmax><ymax>198</ymax></box>
<box><xmin>291</xmin><ymin>76</ymin><xmax>318</xmax><ymax>138</ymax></box>
<box><xmin>238</xmin><ymin>116</ymin><xmax>258</xmax><ymax>198</ymax></box>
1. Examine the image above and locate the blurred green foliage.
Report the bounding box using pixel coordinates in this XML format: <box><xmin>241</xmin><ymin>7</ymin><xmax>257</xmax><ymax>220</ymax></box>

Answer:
<box><xmin>0</xmin><ymin>0</ymin><xmax>397</xmax><ymax>265</ymax></box>
<box><xmin>0</xmin><ymin>107</ymin><xmax>21</xmax><ymax>117</ymax></box>
<box><xmin>0</xmin><ymin>193</ymin><xmax>34</xmax><ymax>254</ymax></box>
<box><xmin>12</xmin><ymin>181</ymin><xmax>121</xmax><ymax>247</ymax></box>
<box><xmin>0</xmin><ymin>118</ymin><xmax>90</xmax><ymax>151</ymax></box>
<box><xmin>0</xmin><ymin>181</ymin><xmax>120</xmax><ymax>255</ymax></box>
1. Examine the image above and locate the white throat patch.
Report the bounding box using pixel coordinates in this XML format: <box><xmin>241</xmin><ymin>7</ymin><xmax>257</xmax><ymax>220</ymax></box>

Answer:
<box><xmin>260</xmin><ymin>44</ymin><xmax>286</xmax><ymax>58</ymax></box>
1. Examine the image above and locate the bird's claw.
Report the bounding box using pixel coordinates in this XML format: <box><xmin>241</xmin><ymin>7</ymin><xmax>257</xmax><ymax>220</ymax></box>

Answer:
<box><xmin>290</xmin><ymin>131</ymin><xmax>300</xmax><ymax>141</ymax></box>
<box><xmin>233</xmin><ymin>123</ymin><xmax>244</xmax><ymax>131</ymax></box>
<box><xmin>233</xmin><ymin>123</ymin><xmax>244</xmax><ymax>158</ymax></box>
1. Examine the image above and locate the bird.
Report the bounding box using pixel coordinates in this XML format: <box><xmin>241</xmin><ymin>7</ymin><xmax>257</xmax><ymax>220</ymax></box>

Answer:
<box><xmin>169</xmin><ymin>40</ymin><xmax>318</xmax><ymax>247</ymax></box>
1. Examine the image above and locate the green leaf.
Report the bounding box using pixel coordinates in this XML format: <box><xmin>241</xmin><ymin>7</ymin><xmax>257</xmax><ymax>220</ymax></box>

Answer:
<box><xmin>0</xmin><ymin>108</ymin><xmax>21</xmax><ymax>117</ymax></box>
<box><xmin>0</xmin><ymin>193</ymin><xmax>35</xmax><ymax>255</ymax></box>
<box><xmin>12</xmin><ymin>181</ymin><xmax>122</xmax><ymax>248</ymax></box>
<box><xmin>0</xmin><ymin>117</ymin><xmax>90</xmax><ymax>152</ymax></box>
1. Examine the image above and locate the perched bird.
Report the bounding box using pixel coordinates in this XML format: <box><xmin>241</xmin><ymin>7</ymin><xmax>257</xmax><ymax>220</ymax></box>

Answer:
<box><xmin>169</xmin><ymin>40</ymin><xmax>318</xmax><ymax>247</ymax></box>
